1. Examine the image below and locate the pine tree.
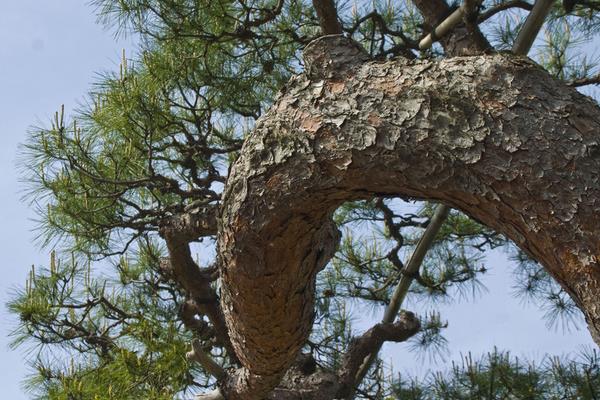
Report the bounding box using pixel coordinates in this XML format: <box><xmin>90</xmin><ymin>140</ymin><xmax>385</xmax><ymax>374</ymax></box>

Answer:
<box><xmin>8</xmin><ymin>0</ymin><xmax>600</xmax><ymax>398</ymax></box>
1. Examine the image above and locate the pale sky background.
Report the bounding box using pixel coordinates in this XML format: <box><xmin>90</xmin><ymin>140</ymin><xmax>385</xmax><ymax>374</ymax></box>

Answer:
<box><xmin>0</xmin><ymin>2</ymin><xmax>597</xmax><ymax>399</ymax></box>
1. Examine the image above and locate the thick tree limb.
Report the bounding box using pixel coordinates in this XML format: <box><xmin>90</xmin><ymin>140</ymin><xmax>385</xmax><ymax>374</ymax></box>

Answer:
<box><xmin>160</xmin><ymin>203</ymin><xmax>218</xmax><ymax>241</ymax></box>
<box><xmin>206</xmin><ymin>354</ymin><xmax>339</xmax><ymax>400</ymax></box>
<box><xmin>312</xmin><ymin>0</ymin><xmax>343</xmax><ymax>34</ymax></box>
<box><xmin>217</xmin><ymin>35</ymin><xmax>600</xmax><ymax>398</ymax></box>
<box><xmin>356</xmin><ymin>0</ymin><xmax>493</xmax><ymax>384</ymax></box>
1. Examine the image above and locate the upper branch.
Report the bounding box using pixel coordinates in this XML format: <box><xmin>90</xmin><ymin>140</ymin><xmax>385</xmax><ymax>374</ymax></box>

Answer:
<box><xmin>478</xmin><ymin>0</ymin><xmax>534</xmax><ymax>22</ymax></box>
<box><xmin>312</xmin><ymin>0</ymin><xmax>343</xmax><ymax>34</ymax></box>
<box><xmin>568</xmin><ymin>73</ymin><xmax>600</xmax><ymax>87</ymax></box>
<box><xmin>159</xmin><ymin>203</ymin><xmax>218</xmax><ymax>242</ymax></box>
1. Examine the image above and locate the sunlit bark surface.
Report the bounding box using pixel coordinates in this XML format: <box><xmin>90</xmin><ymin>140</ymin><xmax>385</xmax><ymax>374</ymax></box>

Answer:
<box><xmin>217</xmin><ymin>36</ymin><xmax>600</xmax><ymax>398</ymax></box>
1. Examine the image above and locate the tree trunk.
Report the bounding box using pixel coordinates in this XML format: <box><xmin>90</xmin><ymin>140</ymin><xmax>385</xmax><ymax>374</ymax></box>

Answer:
<box><xmin>217</xmin><ymin>35</ymin><xmax>600</xmax><ymax>398</ymax></box>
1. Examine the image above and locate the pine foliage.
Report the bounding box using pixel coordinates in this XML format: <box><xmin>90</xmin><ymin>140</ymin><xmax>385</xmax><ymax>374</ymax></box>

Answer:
<box><xmin>9</xmin><ymin>0</ymin><xmax>600</xmax><ymax>398</ymax></box>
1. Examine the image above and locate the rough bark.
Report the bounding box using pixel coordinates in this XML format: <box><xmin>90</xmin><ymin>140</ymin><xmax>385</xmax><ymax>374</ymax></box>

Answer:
<box><xmin>312</xmin><ymin>0</ymin><xmax>343</xmax><ymax>35</ymax></box>
<box><xmin>217</xmin><ymin>35</ymin><xmax>600</xmax><ymax>398</ymax></box>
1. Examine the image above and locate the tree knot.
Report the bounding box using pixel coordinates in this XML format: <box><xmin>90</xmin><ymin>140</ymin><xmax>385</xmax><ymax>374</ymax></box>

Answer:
<box><xmin>302</xmin><ymin>34</ymin><xmax>370</xmax><ymax>80</ymax></box>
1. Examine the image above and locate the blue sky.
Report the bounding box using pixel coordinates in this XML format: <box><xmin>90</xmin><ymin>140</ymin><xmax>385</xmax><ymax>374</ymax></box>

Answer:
<box><xmin>0</xmin><ymin>2</ymin><xmax>596</xmax><ymax>399</ymax></box>
<box><xmin>0</xmin><ymin>2</ymin><xmax>135</xmax><ymax>398</ymax></box>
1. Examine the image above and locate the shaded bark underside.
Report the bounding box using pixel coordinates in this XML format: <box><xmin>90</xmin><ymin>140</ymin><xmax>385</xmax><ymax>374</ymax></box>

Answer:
<box><xmin>217</xmin><ymin>36</ymin><xmax>600</xmax><ymax>398</ymax></box>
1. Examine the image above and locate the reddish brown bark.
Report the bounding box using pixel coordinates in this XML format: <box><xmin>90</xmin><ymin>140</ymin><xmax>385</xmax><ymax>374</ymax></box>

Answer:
<box><xmin>215</xmin><ymin>35</ymin><xmax>600</xmax><ymax>398</ymax></box>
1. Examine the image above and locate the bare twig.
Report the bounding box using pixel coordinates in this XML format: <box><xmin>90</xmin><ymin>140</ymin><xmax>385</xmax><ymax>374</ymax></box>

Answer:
<box><xmin>478</xmin><ymin>0</ymin><xmax>534</xmax><ymax>23</ymax></box>
<box><xmin>567</xmin><ymin>74</ymin><xmax>600</xmax><ymax>87</ymax></box>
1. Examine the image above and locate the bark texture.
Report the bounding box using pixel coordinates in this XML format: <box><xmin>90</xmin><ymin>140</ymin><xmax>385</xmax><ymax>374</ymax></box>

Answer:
<box><xmin>312</xmin><ymin>0</ymin><xmax>343</xmax><ymax>35</ymax></box>
<box><xmin>218</xmin><ymin>35</ymin><xmax>600</xmax><ymax>397</ymax></box>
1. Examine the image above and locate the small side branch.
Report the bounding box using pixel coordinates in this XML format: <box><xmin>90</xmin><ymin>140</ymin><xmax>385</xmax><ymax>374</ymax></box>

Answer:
<box><xmin>346</xmin><ymin>11</ymin><xmax>419</xmax><ymax>50</ymax></box>
<box><xmin>244</xmin><ymin>0</ymin><xmax>285</xmax><ymax>28</ymax></box>
<box><xmin>413</xmin><ymin>0</ymin><xmax>491</xmax><ymax>54</ymax></box>
<box><xmin>568</xmin><ymin>74</ymin><xmax>600</xmax><ymax>87</ymax></box>
<box><xmin>419</xmin><ymin>7</ymin><xmax>466</xmax><ymax>50</ymax></box>
<box><xmin>195</xmin><ymin>389</ymin><xmax>225</xmax><ymax>400</ymax></box>
<box><xmin>478</xmin><ymin>0</ymin><xmax>533</xmax><ymax>23</ymax></box>
<box><xmin>159</xmin><ymin>212</ymin><xmax>239</xmax><ymax>364</ymax></box>
<box><xmin>187</xmin><ymin>339</ymin><xmax>227</xmax><ymax>381</ymax></box>
<box><xmin>349</xmin><ymin>204</ymin><xmax>450</xmax><ymax>397</ymax></box>
<box><xmin>336</xmin><ymin>311</ymin><xmax>421</xmax><ymax>398</ymax></box>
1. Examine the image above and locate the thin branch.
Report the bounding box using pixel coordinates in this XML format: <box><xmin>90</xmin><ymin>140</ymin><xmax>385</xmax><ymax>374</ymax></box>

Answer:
<box><xmin>512</xmin><ymin>0</ymin><xmax>554</xmax><ymax>55</ymax></box>
<box><xmin>195</xmin><ymin>389</ymin><xmax>225</xmax><ymax>400</ymax></box>
<box><xmin>349</xmin><ymin>204</ymin><xmax>451</xmax><ymax>398</ymax></box>
<box><xmin>567</xmin><ymin>74</ymin><xmax>600</xmax><ymax>87</ymax></box>
<box><xmin>412</xmin><ymin>0</ymin><xmax>491</xmax><ymax>54</ymax></box>
<box><xmin>159</xmin><ymin>224</ymin><xmax>239</xmax><ymax>364</ymax></box>
<box><xmin>345</xmin><ymin>11</ymin><xmax>419</xmax><ymax>49</ymax></box>
<box><xmin>187</xmin><ymin>339</ymin><xmax>227</xmax><ymax>381</ymax></box>
<box><xmin>419</xmin><ymin>6</ymin><xmax>465</xmax><ymax>50</ymax></box>
<box><xmin>244</xmin><ymin>0</ymin><xmax>285</xmax><ymax>28</ymax></box>
<box><xmin>478</xmin><ymin>0</ymin><xmax>534</xmax><ymax>23</ymax></box>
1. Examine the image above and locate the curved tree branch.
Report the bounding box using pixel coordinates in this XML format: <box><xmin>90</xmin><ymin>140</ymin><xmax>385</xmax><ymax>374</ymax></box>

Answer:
<box><xmin>568</xmin><ymin>73</ymin><xmax>600</xmax><ymax>87</ymax></box>
<box><xmin>337</xmin><ymin>311</ymin><xmax>421</xmax><ymax>398</ymax></box>
<box><xmin>478</xmin><ymin>0</ymin><xmax>534</xmax><ymax>23</ymax></box>
<box><xmin>216</xmin><ymin>35</ymin><xmax>600</xmax><ymax>398</ymax></box>
<box><xmin>188</xmin><ymin>339</ymin><xmax>227</xmax><ymax>381</ymax></box>
<box><xmin>158</xmin><ymin>206</ymin><xmax>239</xmax><ymax>365</ymax></box>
